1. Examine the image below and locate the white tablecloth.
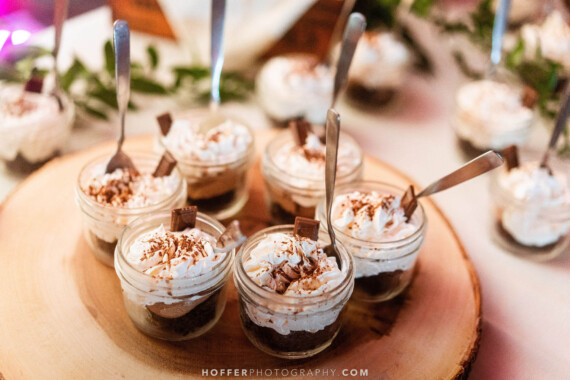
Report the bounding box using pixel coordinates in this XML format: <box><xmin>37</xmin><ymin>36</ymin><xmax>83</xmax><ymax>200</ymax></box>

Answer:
<box><xmin>1</xmin><ymin>6</ymin><xmax>569</xmax><ymax>379</ymax></box>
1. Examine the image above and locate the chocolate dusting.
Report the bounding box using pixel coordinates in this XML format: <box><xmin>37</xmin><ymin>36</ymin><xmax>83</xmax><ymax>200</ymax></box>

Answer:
<box><xmin>289</xmin><ymin>118</ymin><xmax>313</xmax><ymax>146</ymax></box>
<box><xmin>294</xmin><ymin>217</ymin><xmax>320</xmax><ymax>241</ymax></box>
<box><xmin>171</xmin><ymin>206</ymin><xmax>198</xmax><ymax>232</ymax></box>
<box><xmin>401</xmin><ymin>185</ymin><xmax>417</xmax><ymax>220</ymax></box>
<box><xmin>153</xmin><ymin>151</ymin><xmax>177</xmax><ymax>177</ymax></box>
<box><xmin>502</xmin><ymin>145</ymin><xmax>519</xmax><ymax>171</ymax></box>
<box><xmin>156</xmin><ymin>112</ymin><xmax>173</xmax><ymax>136</ymax></box>
<box><xmin>268</xmin><ymin>252</ymin><xmax>319</xmax><ymax>294</ymax></box>
<box><xmin>86</xmin><ymin>168</ymin><xmax>140</xmax><ymax>206</ymax></box>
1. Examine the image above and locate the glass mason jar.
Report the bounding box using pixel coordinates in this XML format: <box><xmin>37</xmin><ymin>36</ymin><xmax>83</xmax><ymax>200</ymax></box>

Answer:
<box><xmin>157</xmin><ymin>122</ymin><xmax>255</xmax><ymax>220</ymax></box>
<box><xmin>234</xmin><ymin>225</ymin><xmax>354</xmax><ymax>359</ymax></box>
<box><xmin>115</xmin><ymin>211</ymin><xmax>234</xmax><ymax>341</ymax></box>
<box><xmin>75</xmin><ymin>152</ymin><xmax>187</xmax><ymax>267</ymax></box>
<box><xmin>0</xmin><ymin>85</ymin><xmax>75</xmax><ymax>173</ymax></box>
<box><xmin>262</xmin><ymin>130</ymin><xmax>363</xmax><ymax>225</ymax></box>
<box><xmin>316</xmin><ymin>181</ymin><xmax>427</xmax><ymax>302</ymax></box>
<box><xmin>452</xmin><ymin>79</ymin><xmax>535</xmax><ymax>158</ymax></box>
<box><xmin>489</xmin><ymin>166</ymin><xmax>570</xmax><ymax>261</ymax></box>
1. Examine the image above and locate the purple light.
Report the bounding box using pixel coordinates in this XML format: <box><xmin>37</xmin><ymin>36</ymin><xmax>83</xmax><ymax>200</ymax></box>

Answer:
<box><xmin>0</xmin><ymin>30</ymin><xmax>9</xmax><ymax>52</ymax></box>
<box><xmin>11</xmin><ymin>29</ymin><xmax>31</xmax><ymax>45</ymax></box>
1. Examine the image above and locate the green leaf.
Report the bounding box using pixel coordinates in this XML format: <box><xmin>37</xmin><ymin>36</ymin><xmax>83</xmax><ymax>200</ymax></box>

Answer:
<box><xmin>505</xmin><ymin>39</ymin><xmax>525</xmax><ymax>70</ymax></box>
<box><xmin>146</xmin><ymin>45</ymin><xmax>159</xmax><ymax>69</ymax></box>
<box><xmin>131</xmin><ymin>77</ymin><xmax>169</xmax><ymax>94</ymax></box>
<box><xmin>104</xmin><ymin>40</ymin><xmax>114</xmax><ymax>76</ymax></box>
<box><xmin>60</xmin><ymin>58</ymin><xmax>88</xmax><ymax>92</ymax></box>
<box><xmin>410</xmin><ymin>0</ymin><xmax>434</xmax><ymax>17</ymax></box>
<box><xmin>76</xmin><ymin>102</ymin><xmax>109</xmax><ymax>120</ymax></box>
<box><xmin>452</xmin><ymin>51</ymin><xmax>482</xmax><ymax>80</ymax></box>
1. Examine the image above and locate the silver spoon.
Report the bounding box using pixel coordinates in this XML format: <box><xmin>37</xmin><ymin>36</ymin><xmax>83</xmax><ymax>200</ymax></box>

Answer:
<box><xmin>402</xmin><ymin>151</ymin><xmax>504</xmax><ymax>219</ymax></box>
<box><xmin>539</xmin><ymin>80</ymin><xmax>570</xmax><ymax>171</ymax></box>
<box><xmin>199</xmin><ymin>0</ymin><xmax>228</xmax><ymax>133</ymax></box>
<box><xmin>324</xmin><ymin>108</ymin><xmax>341</xmax><ymax>256</ymax></box>
<box><xmin>105</xmin><ymin>20</ymin><xmax>137</xmax><ymax>174</ymax></box>
<box><xmin>51</xmin><ymin>0</ymin><xmax>69</xmax><ymax>111</ymax></box>
<box><xmin>487</xmin><ymin>0</ymin><xmax>511</xmax><ymax>78</ymax></box>
<box><xmin>332</xmin><ymin>12</ymin><xmax>366</xmax><ymax>107</ymax></box>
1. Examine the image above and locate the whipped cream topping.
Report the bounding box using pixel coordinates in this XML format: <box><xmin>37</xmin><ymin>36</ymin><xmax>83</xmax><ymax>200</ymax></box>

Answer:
<box><xmin>0</xmin><ymin>86</ymin><xmax>74</xmax><ymax>162</ymax></box>
<box><xmin>498</xmin><ymin>162</ymin><xmax>570</xmax><ymax>247</ymax></box>
<box><xmin>331</xmin><ymin>191</ymin><xmax>417</xmax><ymax>241</ymax></box>
<box><xmin>243</xmin><ymin>232</ymin><xmax>345</xmax><ymax>334</ymax></box>
<box><xmin>163</xmin><ymin>117</ymin><xmax>252</xmax><ymax>164</ymax></box>
<box><xmin>83</xmin><ymin>168</ymin><xmax>179</xmax><ymax>208</ymax></box>
<box><xmin>126</xmin><ymin>225</ymin><xmax>223</xmax><ymax>280</ymax></box>
<box><xmin>273</xmin><ymin>132</ymin><xmax>361</xmax><ymax>181</ymax></box>
<box><xmin>256</xmin><ymin>55</ymin><xmax>333</xmax><ymax>124</ymax></box>
<box><xmin>348</xmin><ymin>31</ymin><xmax>410</xmax><ymax>89</ymax></box>
<box><xmin>521</xmin><ymin>11</ymin><xmax>570</xmax><ymax>71</ymax></box>
<box><xmin>454</xmin><ymin>80</ymin><xmax>534</xmax><ymax>149</ymax></box>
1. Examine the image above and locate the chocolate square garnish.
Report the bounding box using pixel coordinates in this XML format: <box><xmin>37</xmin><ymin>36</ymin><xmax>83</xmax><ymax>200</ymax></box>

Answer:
<box><xmin>24</xmin><ymin>76</ymin><xmax>44</xmax><ymax>94</ymax></box>
<box><xmin>522</xmin><ymin>85</ymin><xmax>538</xmax><ymax>109</ymax></box>
<box><xmin>294</xmin><ymin>217</ymin><xmax>320</xmax><ymax>241</ymax></box>
<box><xmin>402</xmin><ymin>185</ymin><xmax>418</xmax><ymax>220</ymax></box>
<box><xmin>157</xmin><ymin>112</ymin><xmax>173</xmax><ymax>136</ymax></box>
<box><xmin>153</xmin><ymin>151</ymin><xmax>177</xmax><ymax>177</ymax></box>
<box><xmin>502</xmin><ymin>145</ymin><xmax>519</xmax><ymax>171</ymax></box>
<box><xmin>289</xmin><ymin>118</ymin><xmax>313</xmax><ymax>146</ymax></box>
<box><xmin>171</xmin><ymin>206</ymin><xmax>198</xmax><ymax>232</ymax></box>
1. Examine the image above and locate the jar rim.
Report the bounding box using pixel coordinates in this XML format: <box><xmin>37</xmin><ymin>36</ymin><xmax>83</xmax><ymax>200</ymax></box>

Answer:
<box><xmin>316</xmin><ymin>180</ymin><xmax>427</xmax><ymax>247</ymax></box>
<box><xmin>75</xmin><ymin>151</ymin><xmax>185</xmax><ymax>213</ymax></box>
<box><xmin>234</xmin><ymin>225</ymin><xmax>354</xmax><ymax>307</ymax></box>
<box><xmin>263</xmin><ymin>130</ymin><xmax>363</xmax><ymax>182</ymax></box>
<box><xmin>115</xmin><ymin>210</ymin><xmax>234</xmax><ymax>290</ymax></box>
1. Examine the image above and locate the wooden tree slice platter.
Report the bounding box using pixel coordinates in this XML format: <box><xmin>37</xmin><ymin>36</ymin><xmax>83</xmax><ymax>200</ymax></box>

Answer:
<box><xmin>0</xmin><ymin>133</ymin><xmax>481</xmax><ymax>379</ymax></box>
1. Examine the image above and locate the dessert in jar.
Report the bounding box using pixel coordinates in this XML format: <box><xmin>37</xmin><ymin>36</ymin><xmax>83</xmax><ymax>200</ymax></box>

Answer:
<box><xmin>75</xmin><ymin>152</ymin><xmax>186</xmax><ymax>267</ymax></box>
<box><xmin>521</xmin><ymin>11</ymin><xmax>570</xmax><ymax>73</ymax></box>
<box><xmin>344</xmin><ymin>31</ymin><xmax>410</xmax><ymax>106</ymax></box>
<box><xmin>234</xmin><ymin>218</ymin><xmax>354</xmax><ymax>359</ymax></box>
<box><xmin>0</xmin><ymin>84</ymin><xmax>75</xmax><ymax>173</ymax></box>
<box><xmin>115</xmin><ymin>207</ymin><xmax>234</xmax><ymax>340</ymax></box>
<box><xmin>157</xmin><ymin>113</ymin><xmax>254</xmax><ymax>220</ymax></box>
<box><xmin>262</xmin><ymin>124</ymin><xmax>363</xmax><ymax>225</ymax></box>
<box><xmin>316</xmin><ymin>181</ymin><xmax>427</xmax><ymax>302</ymax></box>
<box><xmin>452</xmin><ymin>80</ymin><xmax>535</xmax><ymax>157</ymax></box>
<box><xmin>490</xmin><ymin>155</ymin><xmax>570</xmax><ymax>260</ymax></box>
<box><xmin>256</xmin><ymin>54</ymin><xmax>333</xmax><ymax>126</ymax></box>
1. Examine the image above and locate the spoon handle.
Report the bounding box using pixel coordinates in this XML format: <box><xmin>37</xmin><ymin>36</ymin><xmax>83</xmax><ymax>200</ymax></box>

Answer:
<box><xmin>417</xmin><ymin>151</ymin><xmax>504</xmax><ymax>198</ymax></box>
<box><xmin>325</xmin><ymin>109</ymin><xmax>341</xmax><ymax>245</ymax></box>
<box><xmin>52</xmin><ymin>0</ymin><xmax>69</xmax><ymax>91</ymax></box>
<box><xmin>210</xmin><ymin>0</ymin><xmax>226</xmax><ymax>111</ymax></box>
<box><xmin>113</xmin><ymin>20</ymin><xmax>130</xmax><ymax>150</ymax></box>
<box><xmin>540</xmin><ymin>80</ymin><xmax>570</xmax><ymax>167</ymax></box>
<box><xmin>488</xmin><ymin>0</ymin><xmax>511</xmax><ymax>75</ymax></box>
<box><xmin>332</xmin><ymin>13</ymin><xmax>366</xmax><ymax>107</ymax></box>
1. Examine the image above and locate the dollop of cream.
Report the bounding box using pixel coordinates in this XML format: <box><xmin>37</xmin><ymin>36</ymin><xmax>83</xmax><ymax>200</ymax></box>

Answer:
<box><xmin>244</xmin><ymin>232</ymin><xmax>343</xmax><ymax>297</ymax></box>
<box><xmin>454</xmin><ymin>80</ymin><xmax>534</xmax><ymax>149</ymax></box>
<box><xmin>256</xmin><ymin>55</ymin><xmax>333</xmax><ymax>124</ymax></box>
<box><xmin>0</xmin><ymin>86</ymin><xmax>74</xmax><ymax>162</ymax></box>
<box><xmin>82</xmin><ymin>168</ymin><xmax>179</xmax><ymax>208</ymax></box>
<box><xmin>331</xmin><ymin>191</ymin><xmax>417</xmax><ymax>241</ymax></box>
<box><xmin>521</xmin><ymin>11</ymin><xmax>570</xmax><ymax>71</ymax></box>
<box><xmin>163</xmin><ymin>118</ymin><xmax>253</xmax><ymax>163</ymax></box>
<box><xmin>499</xmin><ymin>162</ymin><xmax>570</xmax><ymax>246</ymax></box>
<box><xmin>273</xmin><ymin>132</ymin><xmax>361</xmax><ymax>180</ymax></box>
<box><xmin>126</xmin><ymin>225</ymin><xmax>224</xmax><ymax>280</ymax></box>
<box><xmin>348</xmin><ymin>31</ymin><xmax>410</xmax><ymax>89</ymax></box>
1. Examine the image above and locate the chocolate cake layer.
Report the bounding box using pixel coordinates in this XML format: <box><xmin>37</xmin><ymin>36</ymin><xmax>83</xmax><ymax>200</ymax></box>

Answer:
<box><xmin>354</xmin><ymin>270</ymin><xmax>404</xmax><ymax>299</ymax></box>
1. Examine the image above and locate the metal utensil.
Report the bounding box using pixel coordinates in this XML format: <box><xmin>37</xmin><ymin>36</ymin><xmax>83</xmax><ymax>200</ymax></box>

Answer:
<box><xmin>403</xmin><ymin>151</ymin><xmax>504</xmax><ymax>218</ymax></box>
<box><xmin>105</xmin><ymin>20</ymin><xmax>137</xmax><ymax>174</ymax></box>
<box><xmin>539</xmin><ymin>81</ymin><xmax>570</xmax><ymax>170</ymax></box>
<box><xmin>51</xmin><ymin>0</ymin><xmax>69</xmax><ymax>111</ymax></box>
<box><xmin>324</xmin><ymin>108</ymin><xmax>341</xmax><ymax>256</ymax></box>
<box><xmin>487</xmin><ymin>0</ymin><xmax>511</xmax><ymax>78</ymax></box>
<box><xmin>331</xmin><ymin>12</ymin><xmax>366</xmax><ymax>107</ymax></box>
<box><xmin>199</xmin><ymin>0</ymin><xmax>228</xmax><ymax>134</ymax></box>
